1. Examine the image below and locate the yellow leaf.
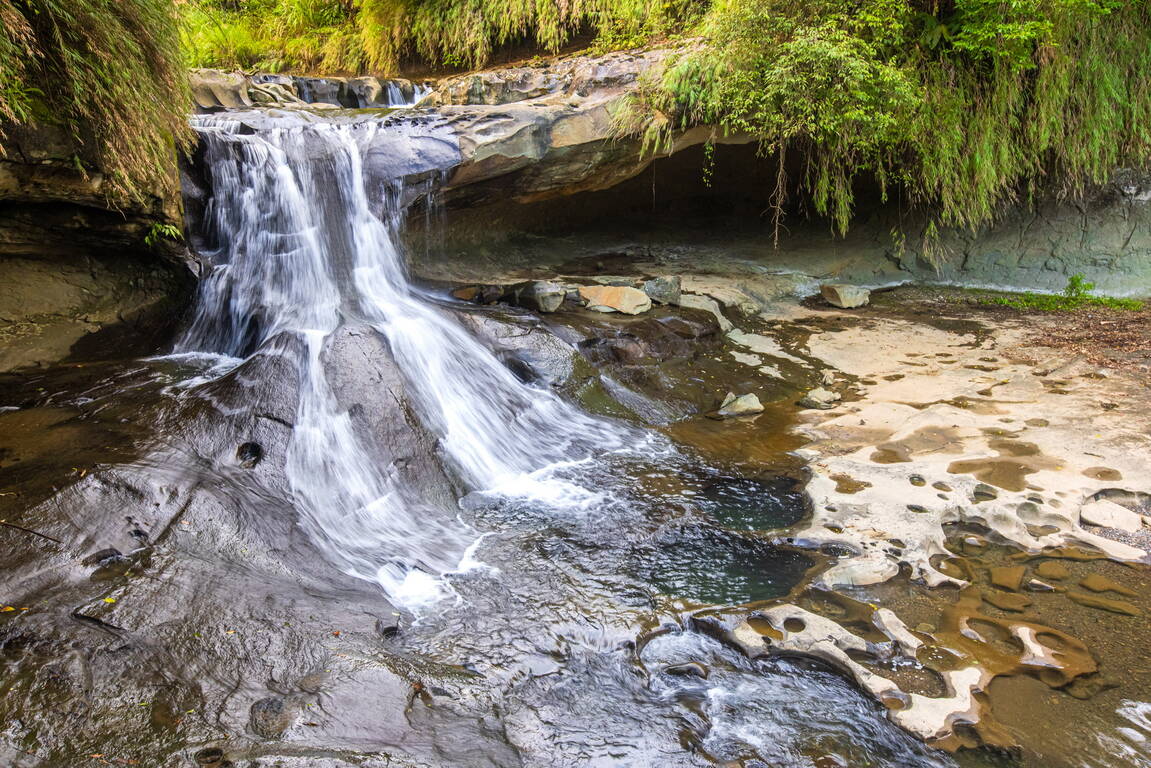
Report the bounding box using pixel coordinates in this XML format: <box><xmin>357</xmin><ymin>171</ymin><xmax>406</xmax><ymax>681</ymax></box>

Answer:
<box><xmin>1</xmin><ymin>606</ymin><xmax>14</xmax><ymax>612</ymax></box>
<box><xmin>103</xmin><ymin>597</ymin><xmax>116</xmax><ymax>604</ymax></box>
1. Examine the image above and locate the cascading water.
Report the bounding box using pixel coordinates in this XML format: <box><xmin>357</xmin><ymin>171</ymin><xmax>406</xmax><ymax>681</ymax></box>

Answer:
<box><xmin>179</xmin><ymin>112</ymin><xmax>640</xmax><ymax>606</ymax></box>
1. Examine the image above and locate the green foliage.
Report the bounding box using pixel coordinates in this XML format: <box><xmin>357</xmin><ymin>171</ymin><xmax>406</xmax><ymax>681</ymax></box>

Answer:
<box><xmin>182</xmin><ymin>0</ymin><xmax>365</xmax><ymax>72</ymax></box>
<box><xmin>621</xmin><ymin>0</ymin><xmax>1151</xmax><ymax>253</ymax></box>
<box><xmin>145</xmin><ymin>221</ymin><xmax>184</xmax><ymax>247</ymax></box>
<box><xmin>0</xmin><ymin>0</ymin><xmax>191</xmax><ymax>202</ymax></box>
<box><xmin>985</xmin><ymin>274</ymin><xmax>1144</xmax><ymax>311</ymax></box>
<box><xmin>182</xmin><ymin>0</ymin><xmax>705</xmax><ymax>74</ymax></box>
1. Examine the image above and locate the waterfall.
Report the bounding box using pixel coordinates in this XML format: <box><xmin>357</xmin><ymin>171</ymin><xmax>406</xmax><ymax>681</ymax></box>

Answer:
<box><xmin>179</xmin><ymin>113</ymin><xmax>635</xmax><ymax>607</ymax></box>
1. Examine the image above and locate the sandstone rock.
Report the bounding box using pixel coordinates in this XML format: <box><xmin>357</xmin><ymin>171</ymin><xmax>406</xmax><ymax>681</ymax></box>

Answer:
<box><xmin>717</xmin><ymin>392</ymin><xmax>764</xmax><ymax>417</ymax></box>
<box><xmin>190</xmin><ymin>69</ymin><xmax>252</xmax><ymax>110</ymax></box>
<box><xmin>820</xmin><ymin>283</ymin><xmax>871</xmax><ymax>309</ymax></box>
<box><xmin>798</xmin><ymin>388</ymin><xmax>841</xmax><ymax>410</ymax></box>
<box><xmin>579</xmin><ymin>285</ymin><xmax>651</xmax><ymax>315</ymax></box>
<box><xmin>1079</xmin><ymin>499</ymin><xmax>1143</xmax><ymax>532</ymax></box>
<box><xmin>642</xmin><ymin>275</ymin><xmax>682</xmax><ymax>305</ymax></box>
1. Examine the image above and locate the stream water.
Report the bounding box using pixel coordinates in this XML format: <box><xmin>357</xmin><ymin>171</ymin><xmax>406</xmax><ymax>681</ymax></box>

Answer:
<box><xmin>0</xmin><ymin>109</ymin><xmax>1053</xmax><ymax>767</ymax></box>
<box><xmin>159</xmin><ymin>111</ymin><xmax>960</xmax><ymax>765</ymax></box>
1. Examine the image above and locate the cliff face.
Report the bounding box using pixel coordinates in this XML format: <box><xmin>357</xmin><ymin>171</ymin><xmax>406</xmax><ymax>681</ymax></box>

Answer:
<box><xmin>0</xmin><ymin>122</ymin><xmax>191</xmax><ymax>371</ymax></box>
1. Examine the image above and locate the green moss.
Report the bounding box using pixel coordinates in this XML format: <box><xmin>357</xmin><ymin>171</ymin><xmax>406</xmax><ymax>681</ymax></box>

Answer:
<box><xmin>982</xmin><ymin>274</ymin><xmax>1144</xmax><ymax>311</ymax></box>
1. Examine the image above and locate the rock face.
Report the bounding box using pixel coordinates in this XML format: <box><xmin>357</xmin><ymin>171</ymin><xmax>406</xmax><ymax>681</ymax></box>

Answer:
<box><xmin>579</xmin><ymin>284</ymin><xmax>652</xmax><ymax>314</ymax></box>
<box><xmin>820</xmin><ymin>284</ymin><xmax>871</xmax><ymax>308</ymax></box>
<box><xmin>189</xmin><ymin>69</ymin><xmax>427</xmax><ymax>111</ymax></box>
<box><xmin>1080</xmin><ymin>498</ymin><xmax>1143</xmax><ymax>532</ymax></box>
<box><xmin>0</xmin><ymin>121</ymin><xmax>191</xmax><ymax>371</ymax></box>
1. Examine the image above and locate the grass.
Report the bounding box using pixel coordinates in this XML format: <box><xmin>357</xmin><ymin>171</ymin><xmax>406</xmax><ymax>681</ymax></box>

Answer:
<box><xmin>0</xmin><ymin>0</ymin><xmax>192</xmax><ymax>204</ymax></box>
<box><xmin>982</xmin><ymin>274</ymin><xmax>1144</xmax><ymax>312</ymax></box>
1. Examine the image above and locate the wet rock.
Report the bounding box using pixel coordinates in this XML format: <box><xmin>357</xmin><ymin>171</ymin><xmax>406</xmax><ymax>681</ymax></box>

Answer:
<box><xmin>798</xmin><ymin>388</ymin><xmax>841</xmax><ymax>410</ymax></box>
<box><xmin>642</xmin><ymin>276</ymin><xmax>682</xmax><ymax>305</ymax></box>
<box><xmin>1079</xmin><ymin>498</ymin><xmax>1142</xmax><ymax>532</ymax></box>
<box><xmin>578</xmin><ymin>285</ymin><xmax>652</xmax><ymax>315</ymax></box>
<box><xmin>1035</xmin><ymin>560</ymin><xmax>1070</xmax><ymax>580</ymax></box>
<box><xmin>236</xmin><ymin>441</ymin><xmax>263</xmax><ymax>469</ymax></box>
<box><xmin>81</xmin><ymin>548</ymin><xmax>123</xmax><ymax>567</ymax></box>
<box><xmin>375</xmin><ymin>619</ymin><xmax>401</xmax><ymax>638</ymax></box>
<box><xmin>508</xmin><ymin>280</ymin><xmax>566</xmax><ymax>313</ymax></box>
<box><xmin>249</xmin><ymin>695</ymin><xmax>299</xmax><ymax>739</ymax></box>
<box><xmin>820</xmin><ymin>284</ymin><xmax>871</xmax><ymax>309</ymax></box>
<box><xmin>193</xmin><ymin>747</ymin><xmax>227</xmax><ymax>766</ymax></box>
<box><xmin>982</xmin><ymin>590</ymin><xmax>1032</xmax><ymax>612</ymax></box>
<box><xmin>663</xmin><ymin>662</ymin><xmax>709</xmax><ymax>679</ymax></box>
<box><xmin>989</xmin><ymin>565</ymin><xmax>1026</xmax><ymax>592</ymax></box>
<box><xmin>717</xmin><ymin>392</ymin><xmax>764</xmax><ymax>418</ymax></box>
<box><xmin>1067</xmin><ymin>591</ymin><xmax>1142</xmax><ymax>616</ymax></box>
<box><xmin>1078</xmin><ymin>573</ymin><xmax>1137</xmax><ymax>597</ymax></box>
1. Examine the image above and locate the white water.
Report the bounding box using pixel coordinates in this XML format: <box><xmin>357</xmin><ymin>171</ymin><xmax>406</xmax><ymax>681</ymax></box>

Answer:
<box><xmin>180</xmin><ymin>113</ymin><xmax>635</xmax><ymax>607</ymax></box>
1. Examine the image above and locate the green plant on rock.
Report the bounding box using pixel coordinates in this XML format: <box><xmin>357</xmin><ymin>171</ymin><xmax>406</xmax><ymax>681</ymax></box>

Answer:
<box><xmin>0</xmin><ymin>0</ymin><xmax>192</xmax><ymax>203</ymax></box>
<box><xmin>144</xmin><ymin>221</ymin><xmax>184</xmax><ymax>247</ymax></box>
<box><xmin>986</xmin><ymin>273</ymin><xmax>1144</xmax><ymax>311</ymax></box>
<box><xmin>618</xmin><ymin>0</ymin><xmax>1151</xmax><ymax>257</ymax></box>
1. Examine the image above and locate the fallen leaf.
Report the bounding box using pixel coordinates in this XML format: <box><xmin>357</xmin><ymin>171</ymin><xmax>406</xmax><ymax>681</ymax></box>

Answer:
<box><xmin>103</xmin><ymin>597</ymin><xmax>116</xmax><ymax>604</ymax></box>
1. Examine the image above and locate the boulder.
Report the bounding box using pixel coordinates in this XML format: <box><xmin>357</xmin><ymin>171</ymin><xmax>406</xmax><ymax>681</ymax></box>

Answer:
<box><xmin>798</xmin><ymin>388</ymin><xmax>841</xmax><ymax>409</ymax></box>
<box><xmin>578</xmin><ymin>285</ymin><xmax>652</xmax><ymax>315</ymax></box>
<box><xmin>507</xmin><ymin>281</ymin><xmax>565</xmax><ymax>313</ymax></box>
<box><xmin>642</xmin><ymin>275</ymin><xmax>682</xmax><ymax>305</ymax></box>
<box><xmin>717</xmin><ymin>392</ymin><xmax>764</xmax><ymax>417</ymax></box>
<box><xmin>189</xmin><ymin>69</ymin><xmax>252</xmax><ymax>110</ymax></box>
<box><xmin>820</xmin><ymin>284</ymin><xmax>871</xmax><ymax>309</ymax></box>
<box><xmin>1079</xmin><ymin>499</ymin><xmax>1143</xmax><ymax>532</ymax></box>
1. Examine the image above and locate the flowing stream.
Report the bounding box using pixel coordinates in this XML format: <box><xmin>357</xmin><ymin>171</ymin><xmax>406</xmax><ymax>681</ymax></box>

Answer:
<box><xmin>159</xmin><ymin>110</ymin><xmax>968</xmax><ymax>766</ymax></box>
<box><xmin>180</xmin><ymin>113</ymin><xmax>641</xmax><ymax>606</ymax></box>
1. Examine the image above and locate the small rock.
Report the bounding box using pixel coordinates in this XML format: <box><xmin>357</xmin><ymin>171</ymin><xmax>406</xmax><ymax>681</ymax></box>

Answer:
<box><xmin>1079</xmin><ymin>499</ymin><xmax>1143</xmax><ymax>532</ymax></box>
<box><xmin>820</xmin><ymin>284</ymin><xmax>871</xmax><ymax>309</ymax></box>
<box><xmin>798</xmin><ymin>388</ymin><xmax>841</xmax><ymax>410</ymax></box>
<box><xmin>717</xmin><ymin>392</ymin><xmax>764</xmax><ymax>418</ymax></box>
<box><xmin>1067</xmin><ymin>591</ymin><xmax>1142</xmax><ymax>616</ymax></box>
<box><xmin>81</xmin><ymin>548</ymin><xmax>123</xmax><ymax>567</ymax></box>
<box><xmin>983</xmin><ymin>590</ymin><xmax>1032</xmax><ymax>612</ymax></box>
<box><xmin>990</xmin><ymin>565</ymin><xmax>1026</xmax><ymax>592</ymax></box>
<box><xmin>820</xmin><ymin>370</ymin><xmax>836</xmax><ymax>386</ymax></box>
<box><xmin>1078</xmin><ymin>573</ymin><xmax>1137</xmax><ymax>597</ymax></box>
<box><xmin>663</xmin><ymin>662</ymin><xmax>709</xmax><ymax>679</ymax></box>
<box><xmin>1026</xmin><ymin>579</ymin><xmax>1056</xmax><ymax>592</ymax></box>
<box><xmin>579</xmin><ymin>285</ymin><xmax>652</xmax><ymax>315</ymax></box>
<box><xmin>642</xmin><ymin>275</ymin><xmax>682</xmax><ymax>305</ymax></box>
<box><xmin>509</xmin><ymin>281</ymin><xmax>565</xmax><ymax>313</ymax></box>
<box><xmin>249</xmin><ymin>695</ymin><xmax>298</xmax><ymax>739</ymax></box>
<box><xmin>1035</xmin><ymin>560</ymin><xmax>1070</xmax><ymax>580</ymax></box>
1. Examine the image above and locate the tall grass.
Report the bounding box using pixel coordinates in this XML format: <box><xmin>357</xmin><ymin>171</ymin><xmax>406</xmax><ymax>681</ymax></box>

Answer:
<box><xmin>0</xmin><ymin>0</ymin><xmax>191</xmax><ymax>203</ymax></box>
<box><xmin>182</xmin><ymin>0</ymin><xmax>704</xmax><ymax>73</ymax></box>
